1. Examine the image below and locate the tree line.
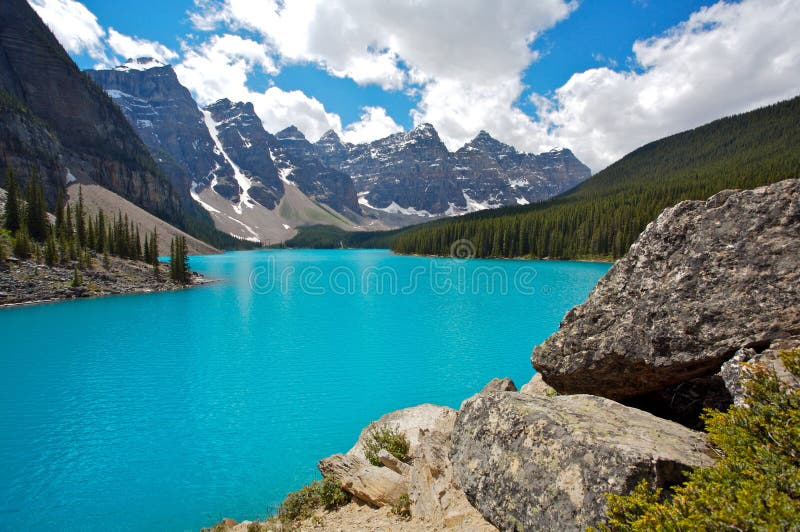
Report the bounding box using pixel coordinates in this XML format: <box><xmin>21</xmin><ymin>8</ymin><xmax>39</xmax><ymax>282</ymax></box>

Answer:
<box><xmin>2</xmin><ymin>169</ymin><xmax>191</xmax><ymax>284</ymax></box>
<box><xmin>390</xmin><ymin>95</ymin><xmax>800</xmax><ymax>259</ymax></box>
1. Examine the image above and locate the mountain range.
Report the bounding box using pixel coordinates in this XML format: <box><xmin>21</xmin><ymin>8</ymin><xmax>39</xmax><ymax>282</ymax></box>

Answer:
<box><xmin>0</xmin><ymin>0</ymin><xmax>590</xmax><ymax>247</ymax></box>
<box><xmin>85</xmin><ymin>58</ymin><xmax>590</xmax><ymax>243</ymax></box>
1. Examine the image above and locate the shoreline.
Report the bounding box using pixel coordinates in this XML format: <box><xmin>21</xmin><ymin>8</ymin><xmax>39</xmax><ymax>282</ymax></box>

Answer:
<box><xmin>0</xmin><ymin>257</ymin><xmax>214</xmax><ymax>310</ymax></box>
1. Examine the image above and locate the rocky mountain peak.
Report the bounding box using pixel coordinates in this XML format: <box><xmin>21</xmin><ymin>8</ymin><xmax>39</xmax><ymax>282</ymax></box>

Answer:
<box><xmin>463</xmin><ymin>130</ymin><xmax>516</xmax><ymax>157</ymax></box>
<box><xmin>319</xmin><ymin>129</ymin><xmax>342</xmax><ymax>143</ymax></box>
<box><xmin>276</xmin><ymin>125</ymin><xmax>307</xmax><ymax>141</ymax></box>
<box><xmin>115</xmin><ymin>57</ymin><xmax>168</xmax><ymax>72</ymax></box>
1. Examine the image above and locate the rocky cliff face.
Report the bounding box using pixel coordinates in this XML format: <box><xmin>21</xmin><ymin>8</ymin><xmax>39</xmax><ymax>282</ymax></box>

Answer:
<box><xmin>315</xmin><ymin>126</ymin><xmax>591</xmax><ymax>216</ymax></box>
<box><xmin>0</xmin><ymin>0</ymin><xmax>182</xmax><ymax>224</ymax></box>
<box><xmin>203</xmin><ymin>99</ymin><xmax>284</xmax><ymax>209</ymax></box>
<box><xmin>532</xmin><ymin>179</ymin><xmax>800</xmax><ymax>403</ymax></box>
<box><xmin>86</xmin><ymin>61</ymin><xmax>237</xmax><ymax>203</ymax></box>
<box><xmin>272</xmin><ymin>125</ymin><xmax>360</xmax><ymax>215</ymax></box>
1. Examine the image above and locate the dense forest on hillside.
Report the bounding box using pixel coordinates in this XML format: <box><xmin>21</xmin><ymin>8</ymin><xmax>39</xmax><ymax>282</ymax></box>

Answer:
<box><xmin>392</xmin><ymin>96</ymin><xmax>800</xmax><ymax>259</ymax></box>
<box><xmin>289</xmin><ymin>96</ymin><xmax>800</xmax><ymax>259</ymax></box>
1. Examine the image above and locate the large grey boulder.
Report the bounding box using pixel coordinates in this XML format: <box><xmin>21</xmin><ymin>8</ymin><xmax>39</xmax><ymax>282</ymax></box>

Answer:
<box><xmin>318</xmin><ymin>404</ymin><xmax>495</xmax><ymax>529</ymax></box>
<box><xmin>532</xmin><ymin>179</ymin><xmax>800</xmax><ymax>400</ymax></box>
<box><xmin>451</xmin><ymin>392</ymin><xmax>714</xmax><ymax>531</ymax></box>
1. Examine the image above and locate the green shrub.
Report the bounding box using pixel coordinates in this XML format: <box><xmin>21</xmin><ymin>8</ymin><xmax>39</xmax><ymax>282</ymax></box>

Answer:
<box><xmin>363</xmin><ymin>424</ymin><xmax>410</xmax><ymax>467</ymax></box>
<box><xmin>245</xmin><ymin>522</ymin><xmax>263</xmax><ymax>532</ymax></box>
<box><xmin>0</xmin><ymin>229</ymin><xmax>9</xmax><ymax>260</ymax></box>
<box><xmin>12</xmin><ymin>227</ymin><xmax>32</xmax><ymax>258</ymax></box>
<box><xmin>392</xmin><ymin>493</ymin><xmax>411</xmax><ymax>519</ymax></box>
<box><xmin>277</xmin><ymin>476</ymin><xmax>350</xmax><ymax>524</ymax></box>
<box><xmin>596</xmin><ymin>348</ymin><xmax>800</xmax><ymax>531</ymax></box>
<box><xmin>71</xmin><ymin>266</ymin><xmax>82</xmax><ymax>287</ymax></box>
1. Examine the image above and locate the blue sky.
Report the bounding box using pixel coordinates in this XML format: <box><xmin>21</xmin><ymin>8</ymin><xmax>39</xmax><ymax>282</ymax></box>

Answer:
<box><xmin>29</xmin><ymin>0</ymin><xmax>800</xmax><ymax>171</ymax></box>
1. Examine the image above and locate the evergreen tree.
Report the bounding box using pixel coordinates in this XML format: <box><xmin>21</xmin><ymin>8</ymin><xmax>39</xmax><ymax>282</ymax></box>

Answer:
<box><xmin>169</xmin><ymin>236</ymin><xmax>190</xmax><ymax>284</ymax></box>
<box><xmin>4</xmin><ymin>167</ymin><xmax>21</xmax><ymax>233</ymax></box>
<box><xmin>44</xmin><ymin>232</ymin><xmax>58</xmax><ymax>266</ymax></box>
<box><xmin>13</xmin><ymin>225</ymin><xmax>32</xmax><ymax>258</ymax></box>
<box><xmin>71</xmin><ymin>266</ymin><xmax>82</xmax><ymax>287</ymax></box>
<box><xmin>25</xmin><ymin>171</ymin><xmax>48</xmax><ymax>242</ymax></box>
<box><xmin>54</xmin><ymin>189</ymin><xmax>66</xmax><ymax>240</ymax></box>
<box><xmin>150</xmin><ymin>226</ymin><xmax>159</xmax><ymax>265</ymax></box>
<box><xmin>75</xmin><ymin>186</ymin><xmax>86</xmax><ymax>248</ymax></box>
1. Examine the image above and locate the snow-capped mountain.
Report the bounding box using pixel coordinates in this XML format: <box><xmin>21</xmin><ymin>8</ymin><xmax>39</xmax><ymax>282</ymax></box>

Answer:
<box><xmin>315</xmin><ymin>126</ymin><xmax>592</xmax><ymax>217</ymax></box>
<box><xmin>87</xmin><ymin>57</ymin><xmax>591</xmax><ymax>241</ymax></box>
<box><xmin>88</xmin><ymin>61</ymin><xmax>369</xmax><ymax>242</ymax></box>
<box><xmin>271</xmin><ymin>126</ymin><xmax>360</xmax><ymax>215</ymax></box>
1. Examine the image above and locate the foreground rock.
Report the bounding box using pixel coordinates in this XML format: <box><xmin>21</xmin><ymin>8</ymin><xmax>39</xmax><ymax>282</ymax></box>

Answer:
<box><xmin>451</xmin><ymin>392</ymin><xmax>714</xmax><ymax>531</ymax></box>
<box><xmin>0</xmin><ymin>256</ymin><xmax>209</xmax><ymax>308</ymax></box>
<box><xmin>533</xmin><ymin>179</ymin><xmax>800</xmax><ymax>400</ymax></box>
<box><xmin>721</xmin><ymin>336</ymin><xmax>800</xmax><ymax>406</ymax></box>
<box><xmin>319</xmin><ymin>404</ymin><xmax>495</xmax><ymax>530</ymax></box>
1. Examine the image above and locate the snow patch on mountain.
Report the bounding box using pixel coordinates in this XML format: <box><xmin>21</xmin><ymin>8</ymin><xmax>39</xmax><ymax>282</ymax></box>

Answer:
<box><xmin>202</xmin><ymin>109</ymin><xmax>254</xmax><ymax>215</ymax></box>
<box><xmin>115</xmin><ymin>57</ymin><xmax>167</xmax><ymax>71</ymax></box>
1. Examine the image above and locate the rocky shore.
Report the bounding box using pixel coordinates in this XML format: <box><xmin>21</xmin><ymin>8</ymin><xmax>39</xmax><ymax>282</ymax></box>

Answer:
<box><xmin>0</xmin><ymin>256</ymin><xmax>210</xmax><ymax>308</ymax></box>
<box><xmin>206</xmin><ymin>179</ymin><xmax>800</xmax><ymax>531</ymax></box>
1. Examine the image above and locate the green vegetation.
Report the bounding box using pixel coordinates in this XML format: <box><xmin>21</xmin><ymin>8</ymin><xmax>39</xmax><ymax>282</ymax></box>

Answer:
<box><xmin>363</xmin><ymin>424</ymin><xmax>411</xmax><ymax>467</ymax></box>
<box><xmin>393</xmin><ymin>96</ymin><xmax>800</xmax><ymax>259</ymax></box>
<box><xmin>597</xmin><ymin>348</ymin><xmax>800</xmax><ymax>531</ymax></box>
<box><xmin>169</xmin><ymin>235</ymin><xmax>190</xmax><ymax>284</ymax></box>
<box><xmin>286</xmin><ymin>96</ymin><xmax>800</xmax><ymax>259</ymax></box>
<box><xmin>284</xmin><ymin>224</ymin><xmax>406</xmax><ymax>249</ymax></box>
<box><xmin>392</xmin><ymin>493</ymin><xmax>412</xmax><ymax>519</ymax></box>
<box><xmin>1</xmin><ymin>170</ymin><xmax>165</xmax><ymax>273</ymax></box>
<box><xmin>276</xmin><ymin>476</ymin><xmax>351</xmax><ymax>524</ymax></box>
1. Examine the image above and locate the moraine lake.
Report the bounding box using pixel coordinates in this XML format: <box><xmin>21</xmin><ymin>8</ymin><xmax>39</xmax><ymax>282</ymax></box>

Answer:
<box><xmin>0</xmin><ymin>249</ymin><xmax>609</xmax><ymax>531</ymax></box>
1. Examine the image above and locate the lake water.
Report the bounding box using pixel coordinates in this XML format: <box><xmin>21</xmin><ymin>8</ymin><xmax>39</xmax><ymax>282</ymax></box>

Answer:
<box><xmin>0</xmin><ymin>249</ymin><xmax>609</xmax><ymax>531</ymax></box>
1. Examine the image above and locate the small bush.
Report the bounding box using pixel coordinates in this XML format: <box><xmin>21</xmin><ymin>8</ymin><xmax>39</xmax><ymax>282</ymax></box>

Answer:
<box><xmin>277</xmin><ymin>476</ymin><xmax>350</xmax><ymax>524</ymax></box>
<box><xmin>12</xmin><ymin>228</ymin><xmax>32</xmax><ymax>258</ymax></box>
<box><xmin>71</xmin><ymin>266</ymin><xmax>82</xmax><ymax>287</ymax></box>
<box><xmin>363</xmin><ymin>424</ymin><xmax>410</xmax><ymax>467</ymax></box>
<box><xmin>392</xmin><ymin>493</ymin><xmax>411</xmax><ymax>519</ymax></box>
<box><xmin>0</xmin><ymin>229</ymin><xmax>10</xmax><ymax>260</ymax></box>
<box><xmin>596</xmin><ymin>348</ymin><xmax>800</xmax><ymax>531</ymax></box>
<box><xmin>245</xmin><ymin>522</ymin><xmax>263</xmax><ymax>532</ymax></box>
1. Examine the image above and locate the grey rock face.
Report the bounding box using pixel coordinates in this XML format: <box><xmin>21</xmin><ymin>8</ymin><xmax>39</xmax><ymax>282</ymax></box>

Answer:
<box><xmin>272</xmin><ymin>126</ymin><xmax>360</xmax><ymax>215</ymax></box>
<box><xmin>0</xmin><ymin>2</ymin><xmax>183</xmax><ymax>222</ymax></box>
<box><xmin>451</xmin><ymin>392</ymin><xmax>713</xmax><ymax>531</ymax></box>
<box><xmin>87</xmin><ymin>62</ymin><xmax>233</xmax><ymax>198</ymax></box>
<box><xmin>480</xmin><ymin>377</ymin><xmax>518</xmax><ymax>393</ymax></box>
<box><xmin>532</xmin><ymin>179</ymin><xmax>800</xmax><ymax>400</ymax></box>
<box><xmin>203</xmin><ymin>99</ymin><xmax>284</xmax><ymax>208</ymax></box>
<box><xmin>315</xmin><ymin>126</ymin><xmax>591</xmax><ymax>215</ymax></box>
<box><xmin>318</xmin><ymin>404</ymin><xmax>495</xmax><ymax>529</ymax></box>
<box><xmin>720</xmin><ymin>336</ymin><xmax>800</xmax><ymax>406</ymax></box>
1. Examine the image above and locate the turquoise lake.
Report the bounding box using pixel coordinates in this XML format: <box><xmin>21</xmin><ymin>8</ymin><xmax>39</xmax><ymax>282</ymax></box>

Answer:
<box><xmin>0</xmin><ymin>249</ymin><xmax>609</xmax><ymax>531</ymax></box>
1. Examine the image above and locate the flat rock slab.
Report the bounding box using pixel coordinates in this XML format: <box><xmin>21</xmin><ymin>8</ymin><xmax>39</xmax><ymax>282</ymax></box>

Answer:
<box><xmin>451</xmin><ymin>392</ymin><xmax>714</xmax><ymax>531</ymax></box>
<box><xmin>533</xmin><ymin>179</ymin><xmax>800</xmax><ymax>399</ymax></box>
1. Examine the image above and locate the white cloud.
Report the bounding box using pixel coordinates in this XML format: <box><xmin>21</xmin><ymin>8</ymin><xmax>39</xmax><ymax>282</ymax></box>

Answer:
<box><xmin>175</xmin><ymin>34</ymin><xmax>277</xmax><ymax>104</ymax></box>
<box><xmin>188</xmin><ymin>0</ymin><xmax>576</xmax><ymax>143</ymax></box>
<box><xmin>251</xmin><ymin>88</ymin><xmax>342</xmax><ymax>140</ymax></box>
<box><xmin>534</xmin><ymin>0</ymin><xmax>800</xmax><ymax>171</ymax></box>
<box><xmin>107</xmin><ymin>28</ymin><xmax>178</xmax><ymax>63</ymax></box>
<box><xmin>341</xmin><ymin>107</ymin><xmax>403</xmax><ymax>144</ymax></box>
<box><xmin>174</xmin><ymin>36</ymin><xmax>340</xmax><ymax>140</ymax></box>
<box><xmin>28</xmin><ymin>0</ymin><xmax>107</xmax><ymax>62</ymax></box>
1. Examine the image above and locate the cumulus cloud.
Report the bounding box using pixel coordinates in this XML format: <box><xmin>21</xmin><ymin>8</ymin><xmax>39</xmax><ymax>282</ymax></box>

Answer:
<box><xmin>174</xmin><ymin>36</ymin><xmax>340</xmax><ymax>139</ymax></box>
<box><xmin>534</xmin><ymin>0</ymin><xmax>800</xmax><ymax>171</ymax></box>
<box><xmin>341</xmin><ymin>107</ymin><xmax>403</xmax><ymax>144</ymax></box>
<box><xmin>107</xmin><ymin>28</ymin><xmax>178</xmax><ymax>63</ymax></box>
<box><xmin>189</xmin><ymin>0</ymin><xmax>576</xmax><ymax>142</ymax></box>
<box><xmin>29</xmin><ymin>0</ymin><xmax>108</xmax><ymax>62</ymax></box>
